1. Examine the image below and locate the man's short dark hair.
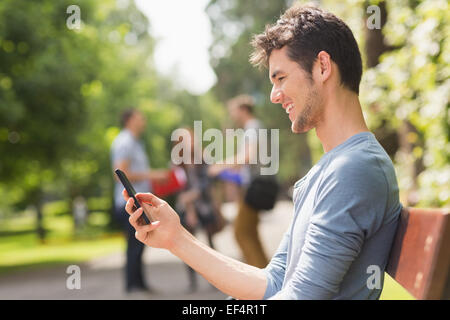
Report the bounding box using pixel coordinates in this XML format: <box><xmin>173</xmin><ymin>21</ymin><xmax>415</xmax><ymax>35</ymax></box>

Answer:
<box><xmin>120</xmin><ymin>108</ymin><xmax>137</xmax><ymax>128</ymax></box>
<box><xmin>250</xmin><ymin>4</ymin><xmax>363</xmax><ymax>94</ymax></box>
<box><xmin>227</xmin><ymin>94</ymin><xmax>255</xmax><ymax>114</ymax></box>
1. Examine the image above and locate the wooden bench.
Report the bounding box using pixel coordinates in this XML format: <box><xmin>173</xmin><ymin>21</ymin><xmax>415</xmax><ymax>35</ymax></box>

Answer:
<box><xmin>387</xmin><ymin>207</ymin><xmax>450</xmax><ymax>299</ymax></box>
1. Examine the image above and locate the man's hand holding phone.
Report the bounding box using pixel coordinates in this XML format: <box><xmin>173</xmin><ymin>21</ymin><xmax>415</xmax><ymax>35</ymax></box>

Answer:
<box><xmin>123</xmin><ymin>189</ymin><xmax>184</xmax><ymax>251</ymax></box>
<box><xmin>123</xmin><ymin>190</ymin><xmax>268</xmax><ymax>301</ymax></box>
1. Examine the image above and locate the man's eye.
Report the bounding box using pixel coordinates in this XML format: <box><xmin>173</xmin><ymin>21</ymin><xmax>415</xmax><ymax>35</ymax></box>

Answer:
<box><xmin>278</xmin><ymin>77</ymin><xmax>285</xmax><ymax>82</ymax></box>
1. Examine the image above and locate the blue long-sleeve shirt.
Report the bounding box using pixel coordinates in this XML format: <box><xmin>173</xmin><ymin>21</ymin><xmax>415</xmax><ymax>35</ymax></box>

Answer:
<box><xmin>263</xmin><ymin>132</ymin><xmax>402</xmax><ymax>299</ymax></box>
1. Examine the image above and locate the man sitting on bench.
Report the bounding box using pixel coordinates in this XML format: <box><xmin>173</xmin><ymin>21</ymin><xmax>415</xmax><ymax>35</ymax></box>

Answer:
<box><xmin>122</xmin><ymin>5</ymin><xmax>402</xmax><ymax>299</ymax></box>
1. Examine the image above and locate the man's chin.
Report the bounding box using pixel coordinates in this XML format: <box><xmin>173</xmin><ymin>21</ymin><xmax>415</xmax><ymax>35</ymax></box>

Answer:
<box><xmin>291</xmin><ymin>122</ymin><xmax>308</xmax><ymax>134</ymax></box>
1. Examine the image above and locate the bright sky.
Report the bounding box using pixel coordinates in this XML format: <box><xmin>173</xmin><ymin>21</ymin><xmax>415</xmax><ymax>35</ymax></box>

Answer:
<box><xmin>135</xmin><ymin>0</ymin><xmax>217</xmax><ymax>95</ymax></box>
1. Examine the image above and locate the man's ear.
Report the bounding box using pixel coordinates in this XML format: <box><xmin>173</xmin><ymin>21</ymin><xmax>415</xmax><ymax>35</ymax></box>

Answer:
<box><xmin>315</xmin><ymin>51</ymin><xmax>332</xmax><ymax>83</ymax></box>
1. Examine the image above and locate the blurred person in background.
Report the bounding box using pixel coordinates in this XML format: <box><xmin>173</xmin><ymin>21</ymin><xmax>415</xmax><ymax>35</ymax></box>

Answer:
<box><xmin>209</xmin><ymin>95</ymin><xmax>269</xmax><ymax>268</ymax></box>
<box><xmin>111</xmin><ymin>108</ymin><xmax>168</xmax><ymax>294</ymax></box>
<box><xmin>174</xmin><ymin>128</ymin><xmax>226</xmax><ymax>292</ymax></box>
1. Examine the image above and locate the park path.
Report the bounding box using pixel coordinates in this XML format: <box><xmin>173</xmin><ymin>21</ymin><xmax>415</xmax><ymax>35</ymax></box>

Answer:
<box><xmin>0</xmin><ymin>201</ymin><xmax>293</xmax><ymax>300</ymax></box>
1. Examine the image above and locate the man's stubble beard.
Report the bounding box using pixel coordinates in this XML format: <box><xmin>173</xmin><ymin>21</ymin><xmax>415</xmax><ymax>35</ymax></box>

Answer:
<box><xmin>292</xmin><ymin>86</ymin><xmax>322</xmax><ymax>134</ymax></box>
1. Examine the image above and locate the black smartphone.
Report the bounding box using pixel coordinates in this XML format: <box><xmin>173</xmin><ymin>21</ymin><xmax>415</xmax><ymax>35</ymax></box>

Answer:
<box><xmin>115</xmin><ymin>169</ymin><xmax>153</xmax><ymax>224</ymax></box>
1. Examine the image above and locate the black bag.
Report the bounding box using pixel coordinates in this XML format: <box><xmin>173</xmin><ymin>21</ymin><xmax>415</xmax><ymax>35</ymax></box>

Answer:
<box><xmin>244</xmin><ymin>176</ymin><xmax>279</xmax><ymax>211</ymax></box>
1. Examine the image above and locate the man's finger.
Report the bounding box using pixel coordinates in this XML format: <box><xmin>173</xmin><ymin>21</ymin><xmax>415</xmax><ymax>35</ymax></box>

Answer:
<box><xmin>125</xmin><ymin>197</ymin><xmax>136</xmax><ymax>215</ymax></box>
<box><xmin>136</xmin><ymin>192</ymin><xmax>164</xmax><ymax>207</ymax></box>
<box><xmin>135</xmin><ymin>221</ymin><xmax>161</xmax><ymax>242</ymax></box>
<box><xmin>137</xmin><ymin>221</ymin><xmax>160</xmax><ymax>234</ymax></box>
<box><xmin>129</xmin><ymin>207</ymin><xmax>144</xmax><ymax>227</ymax></box>
<box><xmin>122</xmin><ymin>188</ymin><xmax>130</xmax><ymax>201</ymax></box>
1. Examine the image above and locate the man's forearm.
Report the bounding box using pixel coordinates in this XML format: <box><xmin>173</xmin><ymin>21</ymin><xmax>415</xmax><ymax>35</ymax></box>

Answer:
<box><xmin>169</xmin><ymin>227</ymin><xmax>268</xmax><ymax>300</ymax></box>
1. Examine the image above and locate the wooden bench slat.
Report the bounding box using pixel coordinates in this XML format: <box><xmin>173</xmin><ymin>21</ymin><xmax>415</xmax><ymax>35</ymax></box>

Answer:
<box><xmin>386</xmin><ymin>207</ymin><xmax>450</xmax><ymax>300</ymax></box>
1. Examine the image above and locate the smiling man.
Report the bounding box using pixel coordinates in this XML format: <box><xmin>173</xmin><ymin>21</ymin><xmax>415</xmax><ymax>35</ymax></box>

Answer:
<box><xmin>122</xmin><ymin>4</ymin><xmax>402</xmax><ymax>299</ymax></box>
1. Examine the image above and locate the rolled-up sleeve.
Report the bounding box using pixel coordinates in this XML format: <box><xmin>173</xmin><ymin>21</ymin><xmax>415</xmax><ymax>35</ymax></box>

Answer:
<box><xmin>269</xmin><ymin>210</ymin><xmax>364</xmax><ymax>299</ymax></box>
<box><xmin>263</xmin><ymin>230</ymin><xmax>290</xmax><ymax>299</ymax></box>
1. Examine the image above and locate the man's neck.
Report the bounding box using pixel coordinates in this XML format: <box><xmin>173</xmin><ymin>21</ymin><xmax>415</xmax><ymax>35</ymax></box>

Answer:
<box><xmin>315</xmin><ymin>89</ymin><xmax>369</xmax><ymax>153</ymax></box>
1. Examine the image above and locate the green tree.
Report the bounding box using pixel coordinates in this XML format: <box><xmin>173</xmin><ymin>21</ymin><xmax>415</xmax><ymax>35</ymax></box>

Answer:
<box><xmin>0</xmin><ymin>0</ymin><xmax>228</xmax><ymax>240</ymax></box>
<box><xmin>359</xmin><ymin>0</ymin><xmax>449</xmax><ymax>207</ymax></box>
<box><xmin>0</xmin><ymin>0</ymin><xmax>100</xmax><ymax>238</ymax></box>
<box><xmin>0</xmin><ymin>0</ymin><xmax>160</xmax><ymax>238</ymax></box>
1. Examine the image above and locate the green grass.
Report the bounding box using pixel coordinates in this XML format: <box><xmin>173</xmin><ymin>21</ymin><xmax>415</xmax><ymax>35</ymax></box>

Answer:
<box><xmin>0</xmin><ymin>235</ymin><xmax>124</xmax><ymax>275</ymax></box>
<box><xmin>0</xmin><ymin>208</ymin><xmax>124</xmax><ymax>275</ymax></box>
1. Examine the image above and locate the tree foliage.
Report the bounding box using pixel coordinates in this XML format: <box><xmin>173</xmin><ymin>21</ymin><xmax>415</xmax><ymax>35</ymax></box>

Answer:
<box><xmin>360</xmin><ymin>0</ymin><xmax>449</xmax><ymax>206</ymax></box>
<box><xmin>0</xmin><ymin>0</ymin><xmax>224</xmax><ymax>231</ymax></box>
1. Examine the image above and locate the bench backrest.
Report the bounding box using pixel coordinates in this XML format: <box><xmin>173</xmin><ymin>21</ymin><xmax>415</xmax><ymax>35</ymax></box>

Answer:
<box><xmin>386</xmin><ymin>207</ymin><xmax>450</xmax><ymax>299</ymax></box>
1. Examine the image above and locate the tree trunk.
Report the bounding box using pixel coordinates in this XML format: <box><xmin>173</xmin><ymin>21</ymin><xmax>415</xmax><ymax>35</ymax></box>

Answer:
<box><xmin>35</xmin><ymin>200</ymin><xmax>46</xmax><ymax>243</ymax></box>
<box><xmin>364</xmin><ymin>1</ymin><xmax>390</xmax><ymax>68</ymax></box>
<box><xmin>397</xmin><ymin>121</ymin><xmax>425</xmax><ymax>206</ymax></box>
<box><xmin>364</xmin><ymin>1</ymin><xmax>400</xmax><ymax>159</ymax></box>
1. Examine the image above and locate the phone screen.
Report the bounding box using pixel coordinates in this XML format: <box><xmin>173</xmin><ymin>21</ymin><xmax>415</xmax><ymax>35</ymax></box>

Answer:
<box><xmin>114</xmin><ymin>169</ymin><xmax>151</xmax><ymax>224</ymax></box>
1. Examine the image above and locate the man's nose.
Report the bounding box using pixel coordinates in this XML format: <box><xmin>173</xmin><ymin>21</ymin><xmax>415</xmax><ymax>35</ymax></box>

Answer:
<box><xmin>270</xmin><ymin>86</ymin><xmax>283</xmax><ymax>104</ymax></box>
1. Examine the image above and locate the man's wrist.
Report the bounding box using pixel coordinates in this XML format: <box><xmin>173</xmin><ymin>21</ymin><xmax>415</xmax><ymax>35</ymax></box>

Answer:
<box><xmin>168</xmin><ymin>225</ymin><xmax>192</xmax><ymax>255</ymax></box>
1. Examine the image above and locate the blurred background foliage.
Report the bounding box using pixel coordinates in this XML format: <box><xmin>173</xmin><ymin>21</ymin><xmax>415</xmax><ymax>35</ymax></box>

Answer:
<box><xmin>0</xmin><ymin>0</ymin><xmax>448</xmax><ymax>247</ymax></box>
<box><xmin>0</xmin><ymin>0</ymin><xmax>225</xmax><ymax>242</ymax></box>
